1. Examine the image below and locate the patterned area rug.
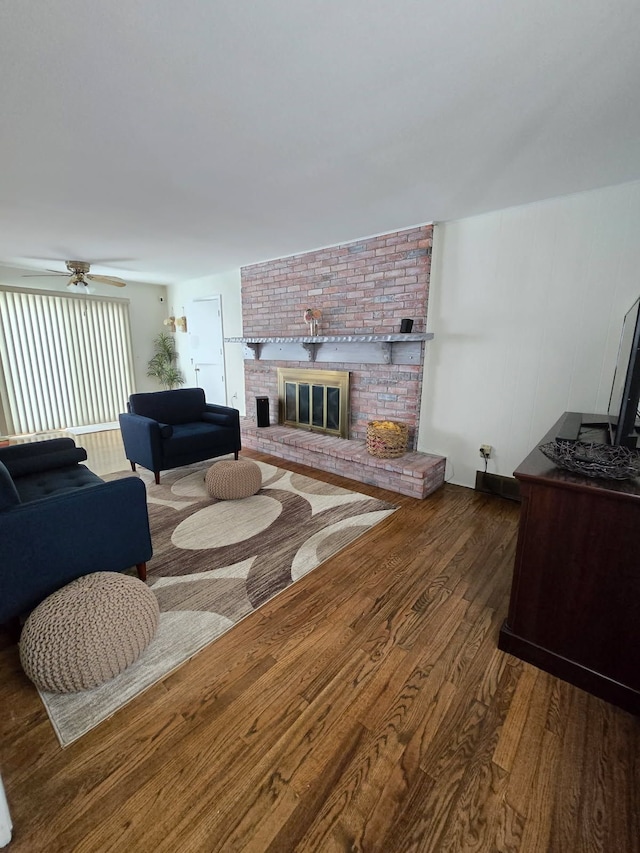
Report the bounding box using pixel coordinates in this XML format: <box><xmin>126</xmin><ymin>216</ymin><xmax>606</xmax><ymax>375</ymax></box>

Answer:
<box><xmin>39</xmin><ymin>458</ymin><xmax>396</xmax><ymax>746</ymax></box>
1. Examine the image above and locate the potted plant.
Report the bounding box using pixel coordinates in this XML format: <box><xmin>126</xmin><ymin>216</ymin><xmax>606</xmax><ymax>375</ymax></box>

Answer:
<box><xmin>147</xmin><ymin>332</ymin><xmax>185</xmax><ymax>390</ymax></box>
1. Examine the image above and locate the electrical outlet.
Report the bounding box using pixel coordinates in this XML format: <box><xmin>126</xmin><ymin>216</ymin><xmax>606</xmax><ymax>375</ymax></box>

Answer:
<box><xmin>479</xmin><ymin>444</ymin><xmax>492</xmax><ymax>459</ymax></box>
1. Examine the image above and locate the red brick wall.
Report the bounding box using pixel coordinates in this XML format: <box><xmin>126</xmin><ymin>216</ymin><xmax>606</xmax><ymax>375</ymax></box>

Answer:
<box><xmin>240</xmin><ymin>224</ymin><xmax>433</xmax><ymax>445</ymax></box>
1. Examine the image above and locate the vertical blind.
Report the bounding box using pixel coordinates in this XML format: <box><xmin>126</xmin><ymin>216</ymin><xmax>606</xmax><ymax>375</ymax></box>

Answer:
<box><xmin>0</xmin><ymin>288</ymin><xmax>135</xmax><ymax>435</ymax></box>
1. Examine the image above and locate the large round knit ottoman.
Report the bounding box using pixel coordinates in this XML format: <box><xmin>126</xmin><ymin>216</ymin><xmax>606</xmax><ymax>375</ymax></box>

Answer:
<box><xmin>205</xmin><ymin>458</ymin><xmax>262</xmax><ymax>500</ymax></box>
<box><xmin>19</xmin><ymin>572</ymin><xmax>159</xmax><ymax>694</ymax></box>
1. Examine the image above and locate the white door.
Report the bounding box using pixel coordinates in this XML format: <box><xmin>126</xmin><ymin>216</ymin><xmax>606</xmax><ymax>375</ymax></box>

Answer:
<box><xmin>188</xmin><ymin>296</ymin><xmax>226</xmax><ymax>404</ymax></box>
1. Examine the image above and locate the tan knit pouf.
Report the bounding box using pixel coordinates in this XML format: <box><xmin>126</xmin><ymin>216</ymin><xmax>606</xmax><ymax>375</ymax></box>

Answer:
<box><xmin>205</xmin><ymin>458</ymin><xmax>262</xmax><ymax>500</ymax></box>
<box><xmin>19</xmin><ymin>572</ymin><xmax>159</xmax><ymax>694</ymax></box>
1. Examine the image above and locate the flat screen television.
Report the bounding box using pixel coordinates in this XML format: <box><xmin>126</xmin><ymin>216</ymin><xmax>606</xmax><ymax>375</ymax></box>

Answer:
<box><xmin>606</xmin><ymin>295</ymin><xmax>640</xmax><ymax>448</ymax></box>
<box><xmin>557</xmin><ymin>296</ymin><xmax>640</xmax><ymax>447</ymax></box>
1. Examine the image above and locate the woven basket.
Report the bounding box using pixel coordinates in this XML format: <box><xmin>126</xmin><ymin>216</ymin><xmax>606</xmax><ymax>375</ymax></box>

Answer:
<box><xmin>366</xmin><ymin>420</ymin><xmax>408</xmax><ymax>458</ymax></box>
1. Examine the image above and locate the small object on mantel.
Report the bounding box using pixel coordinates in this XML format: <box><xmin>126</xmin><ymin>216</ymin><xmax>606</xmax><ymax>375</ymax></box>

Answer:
<box><xmin>400</xmin><ymin>319</ymin><xmax>414</xmax><ymax>333</ymax></box>
<box><xmin>304</xmin><ymin>307</ymin><xmax>322</xmax><ymax>336</ymax></box>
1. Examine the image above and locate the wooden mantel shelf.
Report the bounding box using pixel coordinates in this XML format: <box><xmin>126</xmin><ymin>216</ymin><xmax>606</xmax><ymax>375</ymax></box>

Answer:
<box><xmin>224</xmin><ymin>333</ymin><xmax>434</xmax><ymax>365</ymax></box>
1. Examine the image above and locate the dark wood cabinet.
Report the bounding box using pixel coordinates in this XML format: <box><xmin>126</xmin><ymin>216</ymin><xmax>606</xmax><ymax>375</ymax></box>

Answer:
<box><xmin>498</xmin><ymin>413</ymin><xmax>640</xmax><ymax>714</ymax></box>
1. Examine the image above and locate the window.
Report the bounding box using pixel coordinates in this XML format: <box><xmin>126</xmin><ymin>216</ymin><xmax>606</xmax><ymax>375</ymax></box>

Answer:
<box><xmin>0</xmin><ymin>287</ymin><xmax>135</xmax><ymax>435</ymax></box>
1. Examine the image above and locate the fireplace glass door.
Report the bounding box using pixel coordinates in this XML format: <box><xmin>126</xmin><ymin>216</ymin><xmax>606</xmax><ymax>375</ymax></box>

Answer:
<box><xmin>278</xmin><ymin>368</ymin><xmax>349</xmax><ymax>438</ymax></box>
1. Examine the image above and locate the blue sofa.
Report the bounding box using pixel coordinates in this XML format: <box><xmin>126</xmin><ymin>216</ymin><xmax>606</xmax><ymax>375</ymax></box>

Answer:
<box><xmin>0</xmin><ymin>438</ymin><xmax>152</xmax><ymax>628</ymax></box>
<box><xmin>119</xmin><ymin>388</ymin><xmax>241</xmax><ymax>484</ymax></box>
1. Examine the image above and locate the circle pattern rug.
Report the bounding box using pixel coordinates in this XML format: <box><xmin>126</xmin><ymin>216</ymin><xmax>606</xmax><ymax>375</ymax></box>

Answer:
<box><xmin>37</xmin><ymin>458</ymin><xmax>397</xmax><ymax>746</ymax></box>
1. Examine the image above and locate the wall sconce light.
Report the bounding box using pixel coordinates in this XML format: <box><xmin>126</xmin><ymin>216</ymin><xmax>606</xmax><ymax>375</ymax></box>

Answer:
<box><xmin>175</xmin><ymin>316</ymin><xmax>187</xmax><ymax>333</ymax></box>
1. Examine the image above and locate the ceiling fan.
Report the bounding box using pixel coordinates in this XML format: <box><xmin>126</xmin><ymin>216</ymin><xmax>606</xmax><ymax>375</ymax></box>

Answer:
<box><xmin>22</xmin><ymin>261</ymin><xmax>127</xmax><ymax>292</ymax></box>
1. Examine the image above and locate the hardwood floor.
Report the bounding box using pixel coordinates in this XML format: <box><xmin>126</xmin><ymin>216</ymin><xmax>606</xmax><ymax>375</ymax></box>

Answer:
<box><xmin>1</xmin><ymin>433</ymin><xmax>638</xmax><ymax>852</ymax></box>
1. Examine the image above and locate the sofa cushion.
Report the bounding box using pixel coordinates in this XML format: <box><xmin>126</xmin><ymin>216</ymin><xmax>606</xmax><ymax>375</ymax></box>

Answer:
<box><xmin>14</xmin><ymin>464</ymin><xmax>104</xmax><ymax>504</ymax></box>
<box><xmin>3</xmin><ymin>447</ymin><xmax>88</xmax><ymax>478</ymax></box>
<box><xmin>0</xmin><ymin>461</ymin><xmax>20</xmax><ymax>510</ymax></box>
<box><xmin>129</xmin><ymin>388</ymin><xmax>206</xmax><ymax>425</ymax></box>
<box><xmin>163</xmin><ymin>422</ymin><xmax>233</xmax><ymax>455</ymax></box>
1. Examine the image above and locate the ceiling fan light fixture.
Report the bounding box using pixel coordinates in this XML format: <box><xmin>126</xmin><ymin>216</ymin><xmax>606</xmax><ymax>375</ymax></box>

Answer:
<box><xmin>67</xmin><ymin>281</ymin><xmax>94</xmax><ymax>294</ymax></box>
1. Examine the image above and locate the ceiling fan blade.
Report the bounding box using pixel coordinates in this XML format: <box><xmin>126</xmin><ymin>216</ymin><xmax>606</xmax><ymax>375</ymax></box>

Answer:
<box><xmin>21</xmin><ymin>271</ymin><xmax>67</xmax><ymax>277</ymax></box>
<box><xmin>86</xmin><ymin>274</ymin><xmax>127</xmax><ymax>287</ymax></box>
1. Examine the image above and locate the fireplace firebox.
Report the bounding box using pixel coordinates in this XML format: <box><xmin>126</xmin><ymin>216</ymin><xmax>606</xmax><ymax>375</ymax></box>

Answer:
<box><xmin>277</xmin><ymin>368</ymin><xmax>350</xmax><ymax>438</ymax></box>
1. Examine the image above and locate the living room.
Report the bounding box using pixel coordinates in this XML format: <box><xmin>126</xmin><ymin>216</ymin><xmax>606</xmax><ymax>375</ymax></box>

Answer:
<box><xmin>4</xmin><ymin>178</ymin><xmax>639</xmax><ymax>492</ymax></box>
<box><xmin>1</xmin><ymin>2</ymin><xmax>639</xmax><ymax>851</ymax></box>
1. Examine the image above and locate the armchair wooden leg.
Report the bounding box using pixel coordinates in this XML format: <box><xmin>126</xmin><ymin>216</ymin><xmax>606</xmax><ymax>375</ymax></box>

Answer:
<box><xmin>154</xmin><ymin>472</ymin><xmax>160</xmax><ymax>485</ymax></box>
<box><xmin>234</xmin><ymin>451</ymin><xmax>239</xmax><ymax>460</ymax></box>
<box><xmin>136</xmin><ymin>562</ymin><xmax>147</xmax><ymax>582</ymax></box>
<box><xmin>130</xmin><ymin>461</ymin><xmax>136</xmax><ymax>472</ymax></box>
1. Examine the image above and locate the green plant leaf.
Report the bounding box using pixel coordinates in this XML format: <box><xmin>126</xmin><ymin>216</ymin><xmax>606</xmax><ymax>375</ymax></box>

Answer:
<box><xmin>147</xmin><ymin>332</ymin><xmax>185</xmax><ymax>389</ymax></box>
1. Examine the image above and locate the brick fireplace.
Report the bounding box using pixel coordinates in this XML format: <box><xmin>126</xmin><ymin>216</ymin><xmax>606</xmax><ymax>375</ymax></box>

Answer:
<box><xmin>235</xmin><ymin>224</ymin><xmax>446</xmax><ymax>498</ymax></box>
<box><xmin>240</xmin><ymin>225</ymin><xmax>433</xmax><ymax>443</ymax></box>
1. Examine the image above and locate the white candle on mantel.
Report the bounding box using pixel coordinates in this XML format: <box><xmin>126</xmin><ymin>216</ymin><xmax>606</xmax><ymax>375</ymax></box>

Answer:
<box><xmin>0</xmin><ymin>775</ymin><xmax>12</xmax><ymax>848</ymax></box>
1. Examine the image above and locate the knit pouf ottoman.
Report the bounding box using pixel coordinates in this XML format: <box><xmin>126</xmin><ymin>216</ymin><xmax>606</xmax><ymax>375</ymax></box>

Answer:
<box><xmin>19</xmin><ymin>572</ymin><xmax>160</xmax><ymax>694</ymax></box>
<box><xmin>205</xmin><ymin>458</ymin><xmax>262</xmax><ymax>500</ymax></box>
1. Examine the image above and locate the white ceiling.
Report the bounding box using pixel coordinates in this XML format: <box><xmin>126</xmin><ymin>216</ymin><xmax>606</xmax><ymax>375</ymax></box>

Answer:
<box><xmin>1</xmin><ymin>0</ymin><xmax>639</xmax><ymax>285</ymax></box>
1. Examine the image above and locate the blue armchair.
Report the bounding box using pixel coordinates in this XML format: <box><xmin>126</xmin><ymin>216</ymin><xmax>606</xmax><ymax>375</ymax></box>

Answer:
<box><xmin>119</xmin><ymin>387</ymin><xmax>241</xmax><ymax>484</ymax></box>
<box><xmin>0</xmin><ymin>438</ymin><xmax>152</xmax><ymax>628</ymax></box>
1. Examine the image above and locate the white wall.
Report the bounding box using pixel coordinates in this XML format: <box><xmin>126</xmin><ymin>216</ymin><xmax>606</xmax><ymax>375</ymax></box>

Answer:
<box><xmin>0</xmin><ymin>266</ymin><xmax>168</xmax><ymax>395</ymax></box>
<box><xmin>166</xmin><ymin>269</ymin><xmax>245</xmax><ymax>414</ymax></box>
<box><xmin>125</xmin><ymin>282</ymin><xmax>171</xmax><ymax>393</ymax></box>
<box><xmin>418</xmin><ymin>180</ymin><xmax>640</xmax><ymax>488</ymax></box>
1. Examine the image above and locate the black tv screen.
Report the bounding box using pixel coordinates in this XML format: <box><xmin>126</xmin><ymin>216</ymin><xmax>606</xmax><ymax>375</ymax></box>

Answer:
<box><xmin>607</xmin><ymin>295</ymin><xmax>640</xmax><ymax>448</ymax></box>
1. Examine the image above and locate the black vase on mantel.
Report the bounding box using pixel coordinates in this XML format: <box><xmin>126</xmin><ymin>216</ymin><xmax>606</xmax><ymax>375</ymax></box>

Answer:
<box><xmin>400</xmin><ymin>319</ymin><xmax>414</xmax><ymax>333</ymax></box>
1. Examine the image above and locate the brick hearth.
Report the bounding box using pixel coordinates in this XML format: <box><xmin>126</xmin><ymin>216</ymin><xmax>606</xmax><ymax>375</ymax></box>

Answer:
<box><xmin>241</xmin><ymin>420</ymin><xmax>445</xmax><ymax>499</ymax></box>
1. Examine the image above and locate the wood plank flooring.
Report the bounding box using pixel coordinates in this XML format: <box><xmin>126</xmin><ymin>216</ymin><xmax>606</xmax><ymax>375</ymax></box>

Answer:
<box><xmin>0</xmin><ymin>433</ymin><xmax>638</xmax><ymax>851</ymax></box>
